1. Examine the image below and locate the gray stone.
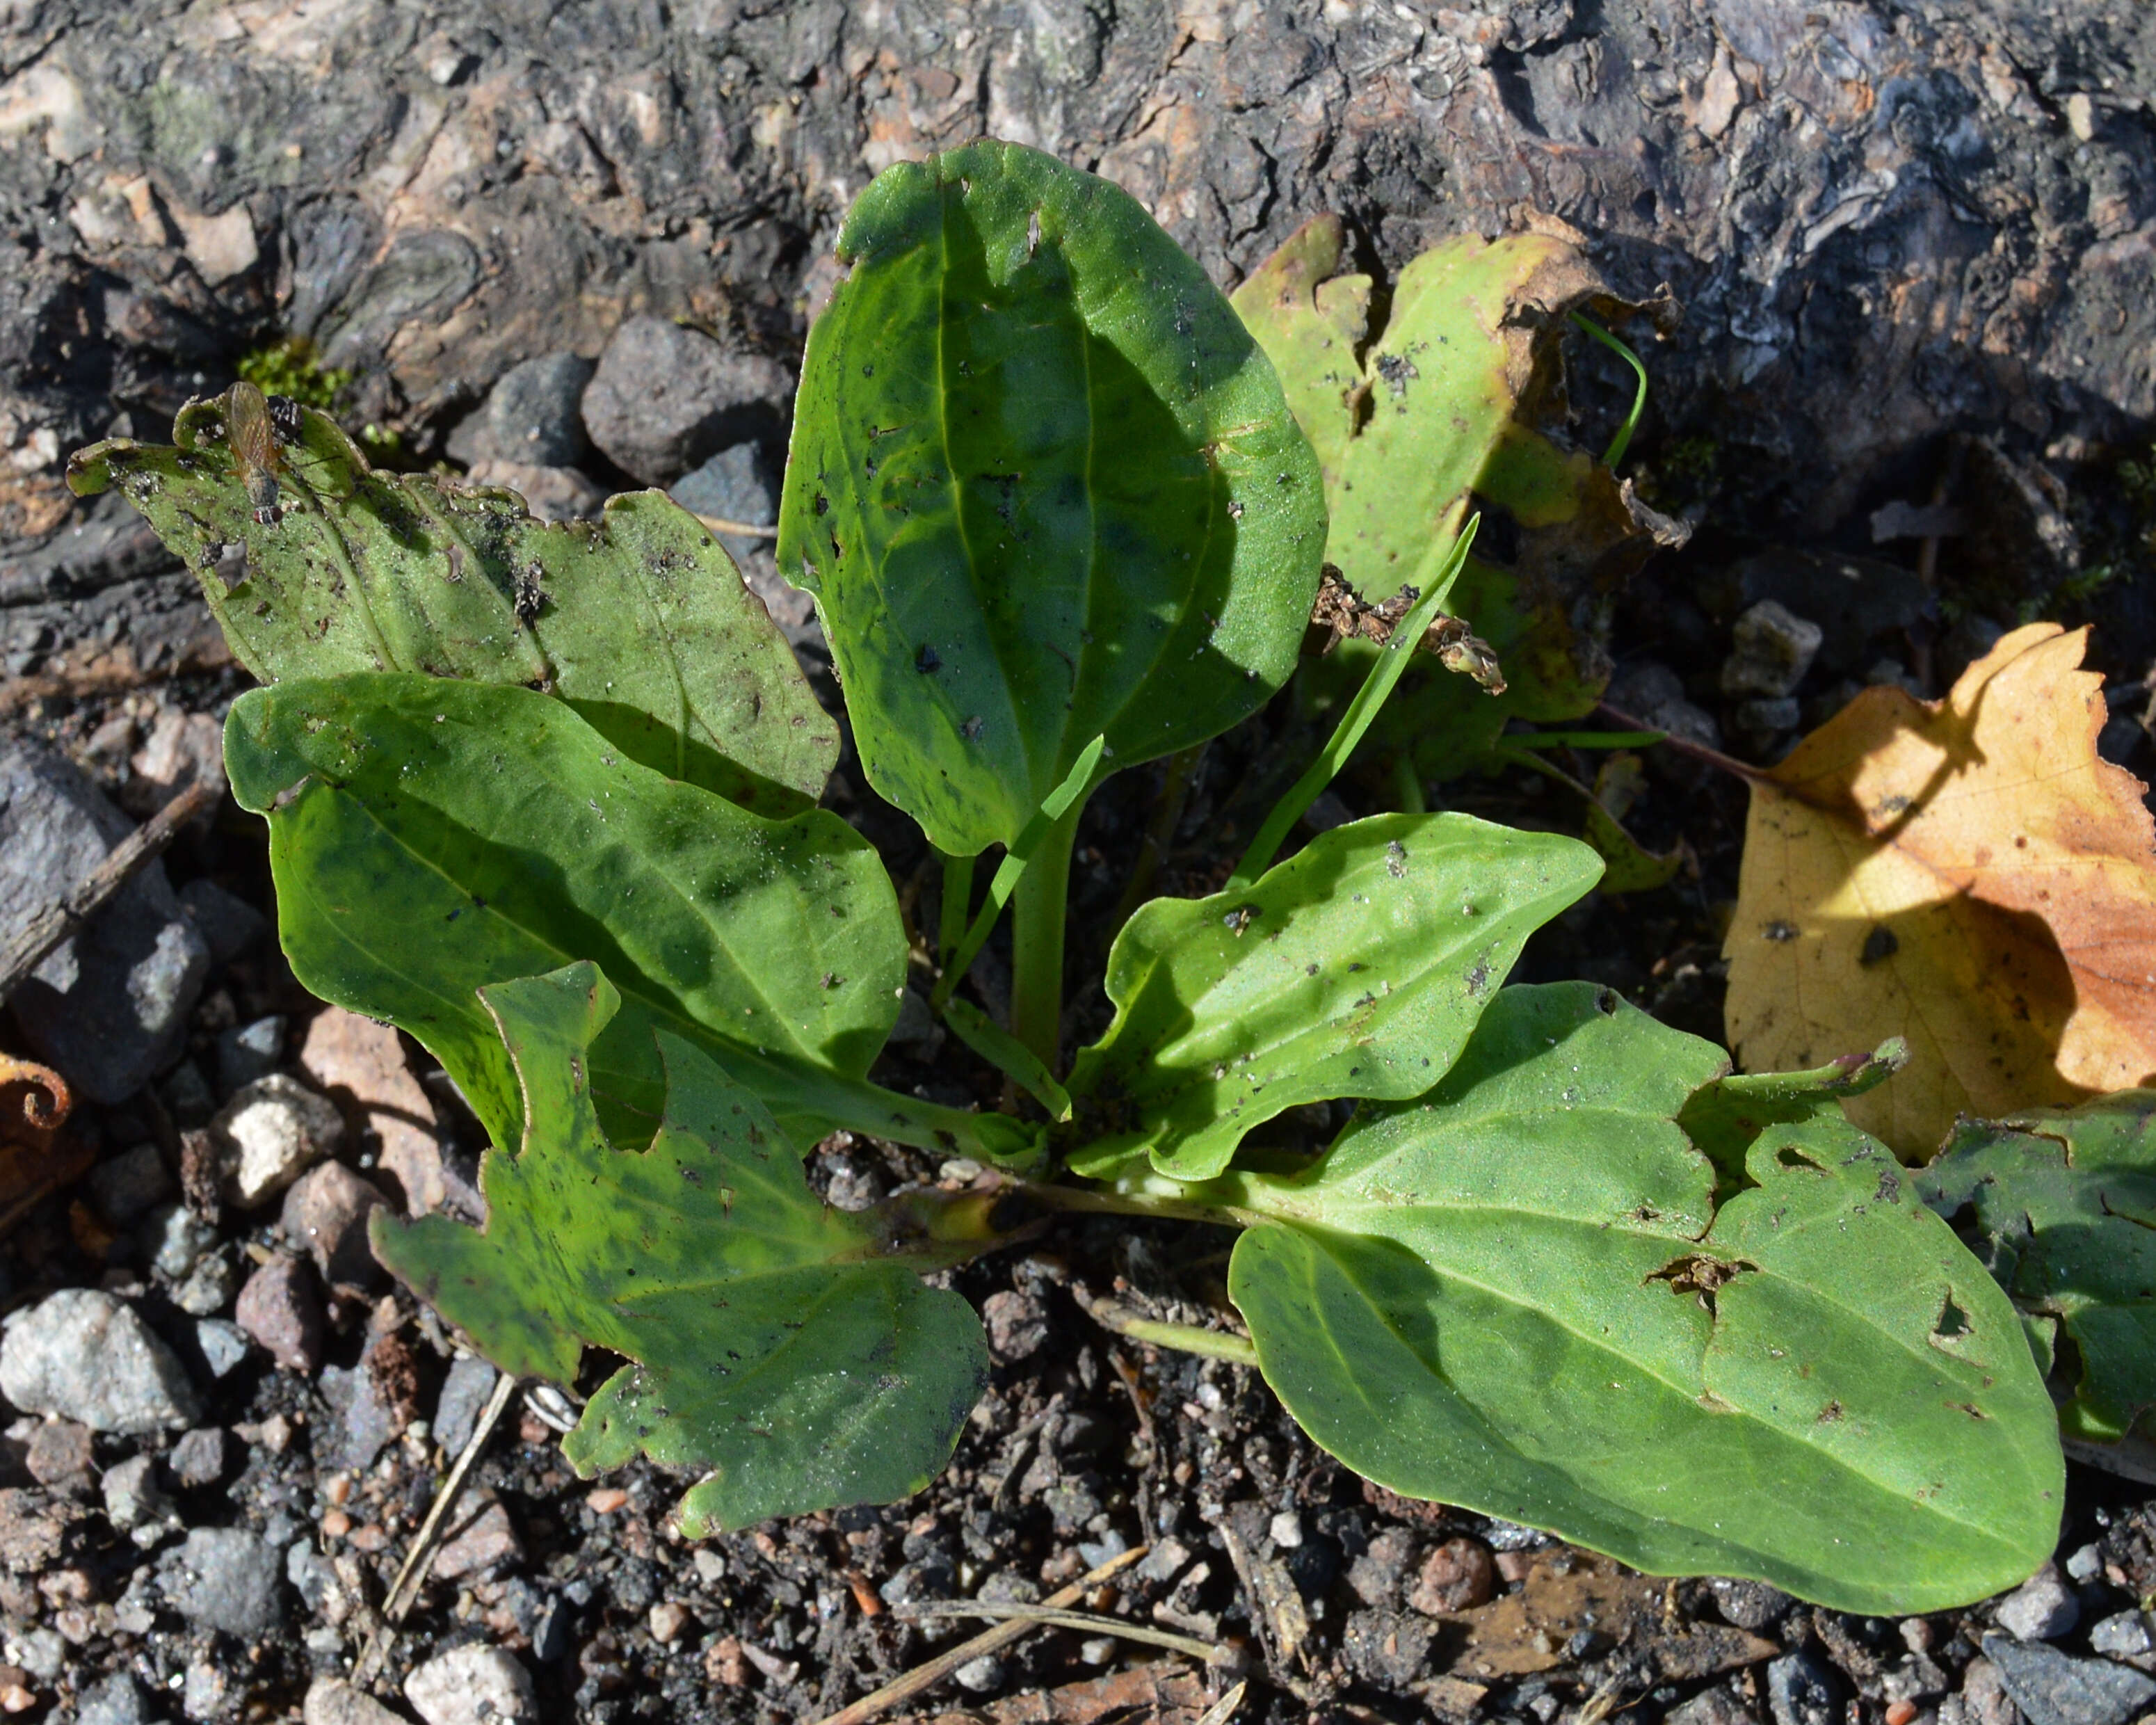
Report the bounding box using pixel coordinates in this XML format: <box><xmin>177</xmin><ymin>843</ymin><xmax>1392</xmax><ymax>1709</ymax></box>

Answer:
<box><xmin>1342</xmin><ymin>1607</ymin><xmax>1435</xmax><ymax>1688</ymax></box>
<box><xmin>1883</xmin><ymin>1656</ymin><xmax>1952</xmax><ymax>1705</ymax></box>
<box><xmin>195</xmin><ymin>1319</ymin><xmax>249</xmax><ymax>1379</ymax></box>
<box><xmin>170</xmin><ymin>1426</ymin><xmax>227</xmax><ymax>1488</ymax></box>
<box><xmin>459</xmin><ymin>458</ymin><xmax>607</xmax><ymax>523</ymax></box>
<box><xmin>172</xmin><ymin>1248</ymin><xmax>241</xmax><ymax>1317</ymax></box>
<box><xmin>404</xmin><ymin>1645</ymin><xmax>538</xmax><ymax>1725</ymax></box>
<box><xmin>1667</xmin><ymin>1689</ymin><xmax>1760</xmax><ymax>1725</ymax></box>
<box><xmin>216</xmin><ymin>1016</ymin><xmax>285</xmax><ymax>1096</ymax></box>
<box><xmin>1722</xmin><ymin>600</ymin><xmax>1825</xmax><ymax>697</ymax></box>
<box><xmin>449</xmin><ymin>352</ymin><xmax>595</xmax><ymax>468</ymax></box>
<box><xmin>2089</xmin><ymin>1611</ymin><xmax>2155</xmax><ymax>1669</ymax></box>
<box><xmin>1</xmin><ymin>1625</ymin><xmax>61</xmax><ymax>1683</ymax></box>
<box><xmin>234</xmin><ymin>1256</ymin><xmax>325</xmax><ymax>1374</ymax></box>
<box><xmin>1981</xmin><ymin>1632</ymin><xmax>2156</xmax><ymax>1725</ymax></box>
<box><xmin>1707</xmin><ymin>1575</ymin><xmax>1794</xmax><ymax>1630</ymax></box>
<box><xmin>319</xmin><ymin>1360</ymin><xmax>403</xmax><ymax>1472</ymax></box>
<box><xmin>1604</xmin><ymin>661</ymin><xmax>1723</xmax><ymax>785</ymax></box>
<box><xmin>211</xmin><ymin>1074</ymin><xmax>345</xmax><ymax>1208</ymax></box>
<box><xmin>142</xmin><ymin>1202</ymin><xmax>217</xmax><ymax>1279</ymax></box>
<box><xmin>0</xmin><ymin>1289</ymin><xmax>200</xmax><ymax>1432</ymax></box>
<box><xmin>581</xmin><ymin>316</ymin><xmax>791</xmax><ymax>486</ymax></box>
<box><xmin>280</xmin><ymin>1161</ymin><xmax>388</xmax><ymax>1286</ymax></box>
<box><xmin>101</xmin><ymin>1452</ymin><xmax>179</xmax><ymax>1547</ymax></box>
<box><xmin>304</xmin><ymin>1678</ymin><xmax>408</xmax><ymax>1725</ymax></box>
<box><xmin>177</xmin><ymin>878</ymin><xmax>266</xmax><ymax>965</ymax></box>
<box><xmin>1732</xmin><ymin>696</ymin><xmax>1803</xmax><ymax>748</ymax></box>
<box><xmin>156</xmin><ymin>1060</ymin><xmax>216</xmax><ymax>1128</ymax></box>
<box><xmin>74</xmin><ymin>1672</ymin><xmax>157</xmax><ymax>1725</ymax></box>
<box><xmin>0</xmin><ymin>741</ymin><xmax>209</xmax><ymax>1103</ymax></box>
<box><xmin>431</xmin><ymin>1355</ymin><xmax>499</xmax><ymax>1458</ymax></box>
<box><xmin>1996</xmin><ymin>1564</ymin><xmax>2079</xmax><ymax>1641</ymax></box>
<box><xmin>954</xmin><ymin>1655</ymin><xmax>1005</xmax><ymax>1694</ymax></box>
<box><xmin>1346</xmin><ymin>1525</ymin><xmax>1418</xmax><ymax>1607</ymax></box>
<box><xmin>668</xmin><ymin>442</ymin><xmax>775</xmax><ymax>565</ymax></box>
<box><xmin>1724</xmin><ymin>549</ymin><xmax>1934</xmax><ymax>677</ymax></box>
<box><xmin>89</xmin><ymin>1143</ymin><xmax>175</xmax><ymax>1226</ymax></box>
<box><xmin>981</xmin><ymin>1289</ymin><xmax>1049</xmax><ymax>1361</ymax></box>
<box><xmin>1767</xmin><ymin>1648</ymin><xmax>1842</xmax><ymax>1725</ymax></box>
<box><xmin>163</xmin><ymin>1527</ymin><xmax>284</xmax><ymax>1638</ymax></box>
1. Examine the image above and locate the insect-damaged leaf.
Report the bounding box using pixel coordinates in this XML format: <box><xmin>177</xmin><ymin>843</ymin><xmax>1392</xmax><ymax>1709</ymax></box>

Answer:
<box><xmin>1065</xmin><ymin>815</ymin><xmax>1601</xmax><ymax>1181</ymax></box>
<box><xmin>1234</xmin><ymin>215</ymin><xmax>1682</xmax><ymax>734</ymax></box>
<box><xmin>1920</xmin><ymin>1091</ymin><xmax>2156</xmax><ymax>1443</ymax></box>
<box><xmin>778</xmin><ymin>140</ymin><xmax>1326</xmax><ymax>857</ymax></box>
<box><xmin>373</xmin><ymin>963</ymin><xmax>991</xmax><ymax>1533</ymax></box>
<box><xmin>1221</xmin><ymin>984</ymin><xmax>2062</xmax><ymax>1613</ymax></box>
<box><xmin>1725</xmin><ymin>624</ymin><xmax>2156</xmax><ymax>1158</ymax></box>
<box><xmin>223</xmin><ymin>673</ymin><xmax>1031</xmax><ymax>1166</ymax></box>
<box><xmin>69</xmin><ymin>399</ymin><xmax>834</xmax><ymax>817</ymax></box>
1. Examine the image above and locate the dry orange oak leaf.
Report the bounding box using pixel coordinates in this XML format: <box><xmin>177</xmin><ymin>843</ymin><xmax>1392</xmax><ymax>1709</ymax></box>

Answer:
<box><xmin>1725</xmin><ymin>623</ymin><xmax>2156</xmax><ymax>1158</ymax></box>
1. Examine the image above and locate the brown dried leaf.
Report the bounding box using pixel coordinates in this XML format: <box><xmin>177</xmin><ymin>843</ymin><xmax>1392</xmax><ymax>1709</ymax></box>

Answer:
<box><xmin>1725</xmin><ymin>623</ymin><xmax>2156</xmax><ymax>1157</ymax></box>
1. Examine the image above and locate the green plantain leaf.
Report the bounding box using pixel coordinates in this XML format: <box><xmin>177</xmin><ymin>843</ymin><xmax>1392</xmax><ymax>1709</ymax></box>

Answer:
<box><xmin>1919</xmin><ymin>1091</ymin><xmax>2156</xmax><ymax>1442</ymax></box>
<box><xmin>778</xmin><ymin>139</ymin><xmax>1326</xmax><ymax>856</ymax></box>
<box><xmin>1222</xmin><ymin>983</ymin><xmax>2063</xmax><ymax>1614</ymax></box>
<box><xmin>70</xmin><ymin>401</ymin><xmax>834</xmax><ymax>815</ymax></box>
<box><xmin>373</xmin><ymin>963</ymin><xmax>991</xmax><ymax>1532</ymax></box>
<box><xmin>223</xmin><ymin>673</ymin><xmax>1032</xmax><ymax>1165</ymax></box>
<box><xmin>1065</xmin><ymin>815</ymin><xmax>1602</xmax><ymax>1180</ymax></box>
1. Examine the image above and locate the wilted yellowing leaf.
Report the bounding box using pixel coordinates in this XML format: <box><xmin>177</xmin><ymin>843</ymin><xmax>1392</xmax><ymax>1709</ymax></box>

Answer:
<box><xmin>1725</xmin><ymin>623</ymin><xmax>2156</xmax><ymax>1157</ymax></box>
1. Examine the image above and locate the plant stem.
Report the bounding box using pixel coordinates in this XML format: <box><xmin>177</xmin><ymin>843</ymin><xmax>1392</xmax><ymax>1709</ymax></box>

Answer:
<box><xmin>938</xmin><ymin>851</ymin><xmax>972</xmax><ymax>965</ymax></box>
<box><xmin>1008</xmin><ymin>789</ymin><xmax>1086</xmax><ymax>1068</ymax></box>
<box><xmin>1076</xmin><ymin>1292</ymin><xmax>1260</xmax><ymax>1367</ymax></box>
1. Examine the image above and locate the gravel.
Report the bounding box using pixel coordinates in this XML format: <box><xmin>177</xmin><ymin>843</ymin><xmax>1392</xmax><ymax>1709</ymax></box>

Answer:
<box><xmin>1768</xmin><ymin>1648</ymin><xmax>1842</xmax><ymax>1725</ymax></box>
<box><xmin>86</xmin><ymin>1142</ymin><xmax>175</xmax><ymax>1226</ymax></box>
<box><xmin>0</xmin><ymin>740</ymin><xmax>209</xmax><ymax>1102</ymax></box>
<box><xmin>211</xmin><ymin>1073</ymin><xmax>346</xmax><ymax>1207</ymax></box>
<box><xmin>161</xmin><ymin>1526</ymin><xmax>285</xmax><ymax>1638</ymax></box>
<box><xmin>280</xmin><ymin>1160</ymin><xmax>389</xmax><ymax>1286</ymax></box>
<box><xmin>405</xmin><ymin>1644</ymin><xmax>538</xmax><ymax>1725</ymax></box>
<box><xmin>100</xmin><ymin>1452</ymin><xmax>179</xmax><ymax>1546</ymax></box>
<box><xmin>1995</xmin><ymin>1563</ymin><xmax>2080</xmax><ymax>1640</ymax></box>
<box><xmin>234</xmin><ymin>1255</ymin><xmax>327</xmax><ymax>1373</ymax></box>
<box><xmin>303</xmin><ymin>1678</ymin><xmax>408</xmax><ymax>1725</ymax></box>
<box><xmin>580</xmin><ymin>317</ymin><xmax>791</xmax><ymax>486</ymax></box>
<box><xmin>447</xmin><ymin>353</ymin><xmax>595</xmax><ymax>469</ymax></box>
<box><xmin>0</xmin><ymin>1289</ymin><xmax>201</xmax><ymax>1432</ymax></box>
<box><xmin>1981</xmin><ymin>1632</ymin><xmax>2156</xmax><ymax>1725</ymax></box>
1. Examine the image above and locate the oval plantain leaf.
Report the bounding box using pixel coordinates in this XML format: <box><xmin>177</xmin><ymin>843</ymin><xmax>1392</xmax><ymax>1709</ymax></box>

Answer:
<box><xmin>1920</xmin><ymin>1091</ymin><xmax>2156</xmax><ymax>1442</ymax></box>
<box><xmin>1065</xmin><ymin>814</ymin><xmax>1602</xmax><ymax>1180</ymax></box>
<box><xmin>373</xmin><ymin>963</ymin><xmax>990</xmax><ymax>1532</ymax></box>
<box><xmin>223</xmin><ymin>673</ymin><xmax>1031</xmax><ymax>1164</ymax></box>
<box><xmin>71</xmin><ymin>401</ymin><xmax>834</xmax><ymax>815</ymax></box>
<box><xmin>1224</xmin><ymin>983</ymin><xmax>2064</xmax><ymax>1614</ymax></box>
<box><xmin>777</xmin><ymin>139</ymin><xmax>1326</xmax><ymax>856</ymax></box>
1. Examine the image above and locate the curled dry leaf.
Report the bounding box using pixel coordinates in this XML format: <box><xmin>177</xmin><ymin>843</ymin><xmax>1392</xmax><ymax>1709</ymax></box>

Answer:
<box><xmin>1725</xmin><ymin>623</ymin><xmax>2156</xmax><ymax>1157</ymax></box>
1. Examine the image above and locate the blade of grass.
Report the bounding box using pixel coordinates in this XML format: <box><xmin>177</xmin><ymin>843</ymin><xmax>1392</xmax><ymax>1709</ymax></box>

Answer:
<box><xmin>1226</xmin><ymin>520</ymin><xmax>1479</xmax><ymax>890</ymax></box>
<box><xmin>1569</xmin><ymin>313</ymin><xmax>1649</xmax><ymax>469</ymax></box>
<box><xmin>944</xmin><ymin>997</ymin><xmax>1073</xmax><ymax>1121</ymax></box>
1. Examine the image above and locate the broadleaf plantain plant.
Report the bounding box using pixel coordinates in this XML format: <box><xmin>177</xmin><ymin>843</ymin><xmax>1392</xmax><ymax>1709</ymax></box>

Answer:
<box><xmin>72</xmin><ymin>141</ymin><xmax>2066</xmax><ymax>1610</ymax></box>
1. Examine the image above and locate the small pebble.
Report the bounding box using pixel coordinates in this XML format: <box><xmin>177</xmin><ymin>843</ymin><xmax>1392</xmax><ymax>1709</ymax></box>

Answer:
<box><xmin>1269</xmin><ymin>1509</ymin><xmax>1303</xmax><ymax>1549</ymax></box>
<box><xmin>234</xmin><ymin>1255</ymin><xmax>326</xmax><ymax>1373</ymax></box>
<box><xmin>1080</xmin><ymin>1636</ymin><xmax>1116</xmax><ymax>1665</ymax></box>
<box><xmin>211</xmin><ymin>1073</ymin><xmax>344</xmax><ymax>1208</ymax></box>
<box><xmin>1995</xmin><ymin>1564</ymin><xmax>2079</xmax><ymax>1642</ymax></box>
<box><xmin>587</xmin><ymin>1487</ymin><xmax>630</xmax><ymax>1514</ymax></box>
<box><xmin>954</xmin><ymin>1655</ymin><xmax>1004</xmax><ymax>1694</ymax></box>
<box><xmin>195</xmin><ymin>1317</ymin><xmax>249</xmax><ymax>1379</ymax></box>
<box><xmin>169</xmin><ymin>1426</ymin><xmax>226</xmax><ymax>1487</ymax></box>
<box><xmin>1409</xmin><ymin>1537</ymin><xmax>1497</xmax><ymax>1614</ymax></box>
<box><xmin>2064</xmin><ymin>1543</ymin><xmax>2104</xmax><ymax>1584</ymax></box>
<box><xmin>649</xmin><ymin>1600</ymin><xmax>690</xmax><ymax>1644</ymax></box>
<box><xmin>0</xmin><ymin>1288</ymin><xmax>201</xmax><ymax>1432</ymax></box>
<box><xmin>405</xmin><ymin>1645</ymin><xmax>538</xmax><ymax>1725</ymax></box>
<box><xmin>981</xmin><ymin>1288</ymin><xmax>1049</xmax><ymax>1361</ymax></box>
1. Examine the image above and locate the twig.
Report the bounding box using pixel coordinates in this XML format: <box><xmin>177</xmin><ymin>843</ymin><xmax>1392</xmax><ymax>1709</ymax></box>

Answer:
<box><xmin>351</xmin><ymin>1368</ymin><xmax>520</xmax><ymax>1689</ymax></box>
<box><xmin>890</xmin><ymin>1600</ymin><xmax>1233</xmax><ymax>1665</ymax></box>
<box><xmin>691</xmin><ymin>512</ymin><xmax>779</xmax><ymax>539</ymax></box>
<box><xmin>1594</xmin><ymin>703</ymin><xmax>1768</xmax><ymax>785</ymax></box>
<box><xmin>0</xmin><ymin>779</ymin><xmax>218</xmax><ymax>1004</ymax></box>
<box><xmin>805</xmin><ymin>1545</ymin><xmax>1146</xmax><ymax>1725</ymax></box>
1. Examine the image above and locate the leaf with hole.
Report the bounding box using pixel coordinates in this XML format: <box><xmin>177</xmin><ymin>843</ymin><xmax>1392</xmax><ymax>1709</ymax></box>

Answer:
<box><xmin>1218</xmin><ymin>982</ymin><xmax>2063</xmax><ymax>1612</ymax></box>
<box><xmin>1065</xmin><ymin>815</ymin><xmax>1602</xmax><ymax>1180</ymax></box>
<box><xmin>223</xmin><ymin>673</ymin><xmax>1031</xmax><ymax>1164</ymax></box>
<box><xmin>70</xmin><ymin>401</ymin><xmax>833</xmax><ymax>816</ymax></box>
<box><xmin>1919</xmin><ymin>1090</ymin><xmax>2156</xmax><ymax>1443</ymax></box>
<box><xmin>372</xmin><ymin>962</ymin><xmax>992</xmax><ymax>1532</ymax></box>
<box><xmin>777</xmin><ymin>140</ymin><xmax>1326</xmax><ymax>856</ymax></box>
